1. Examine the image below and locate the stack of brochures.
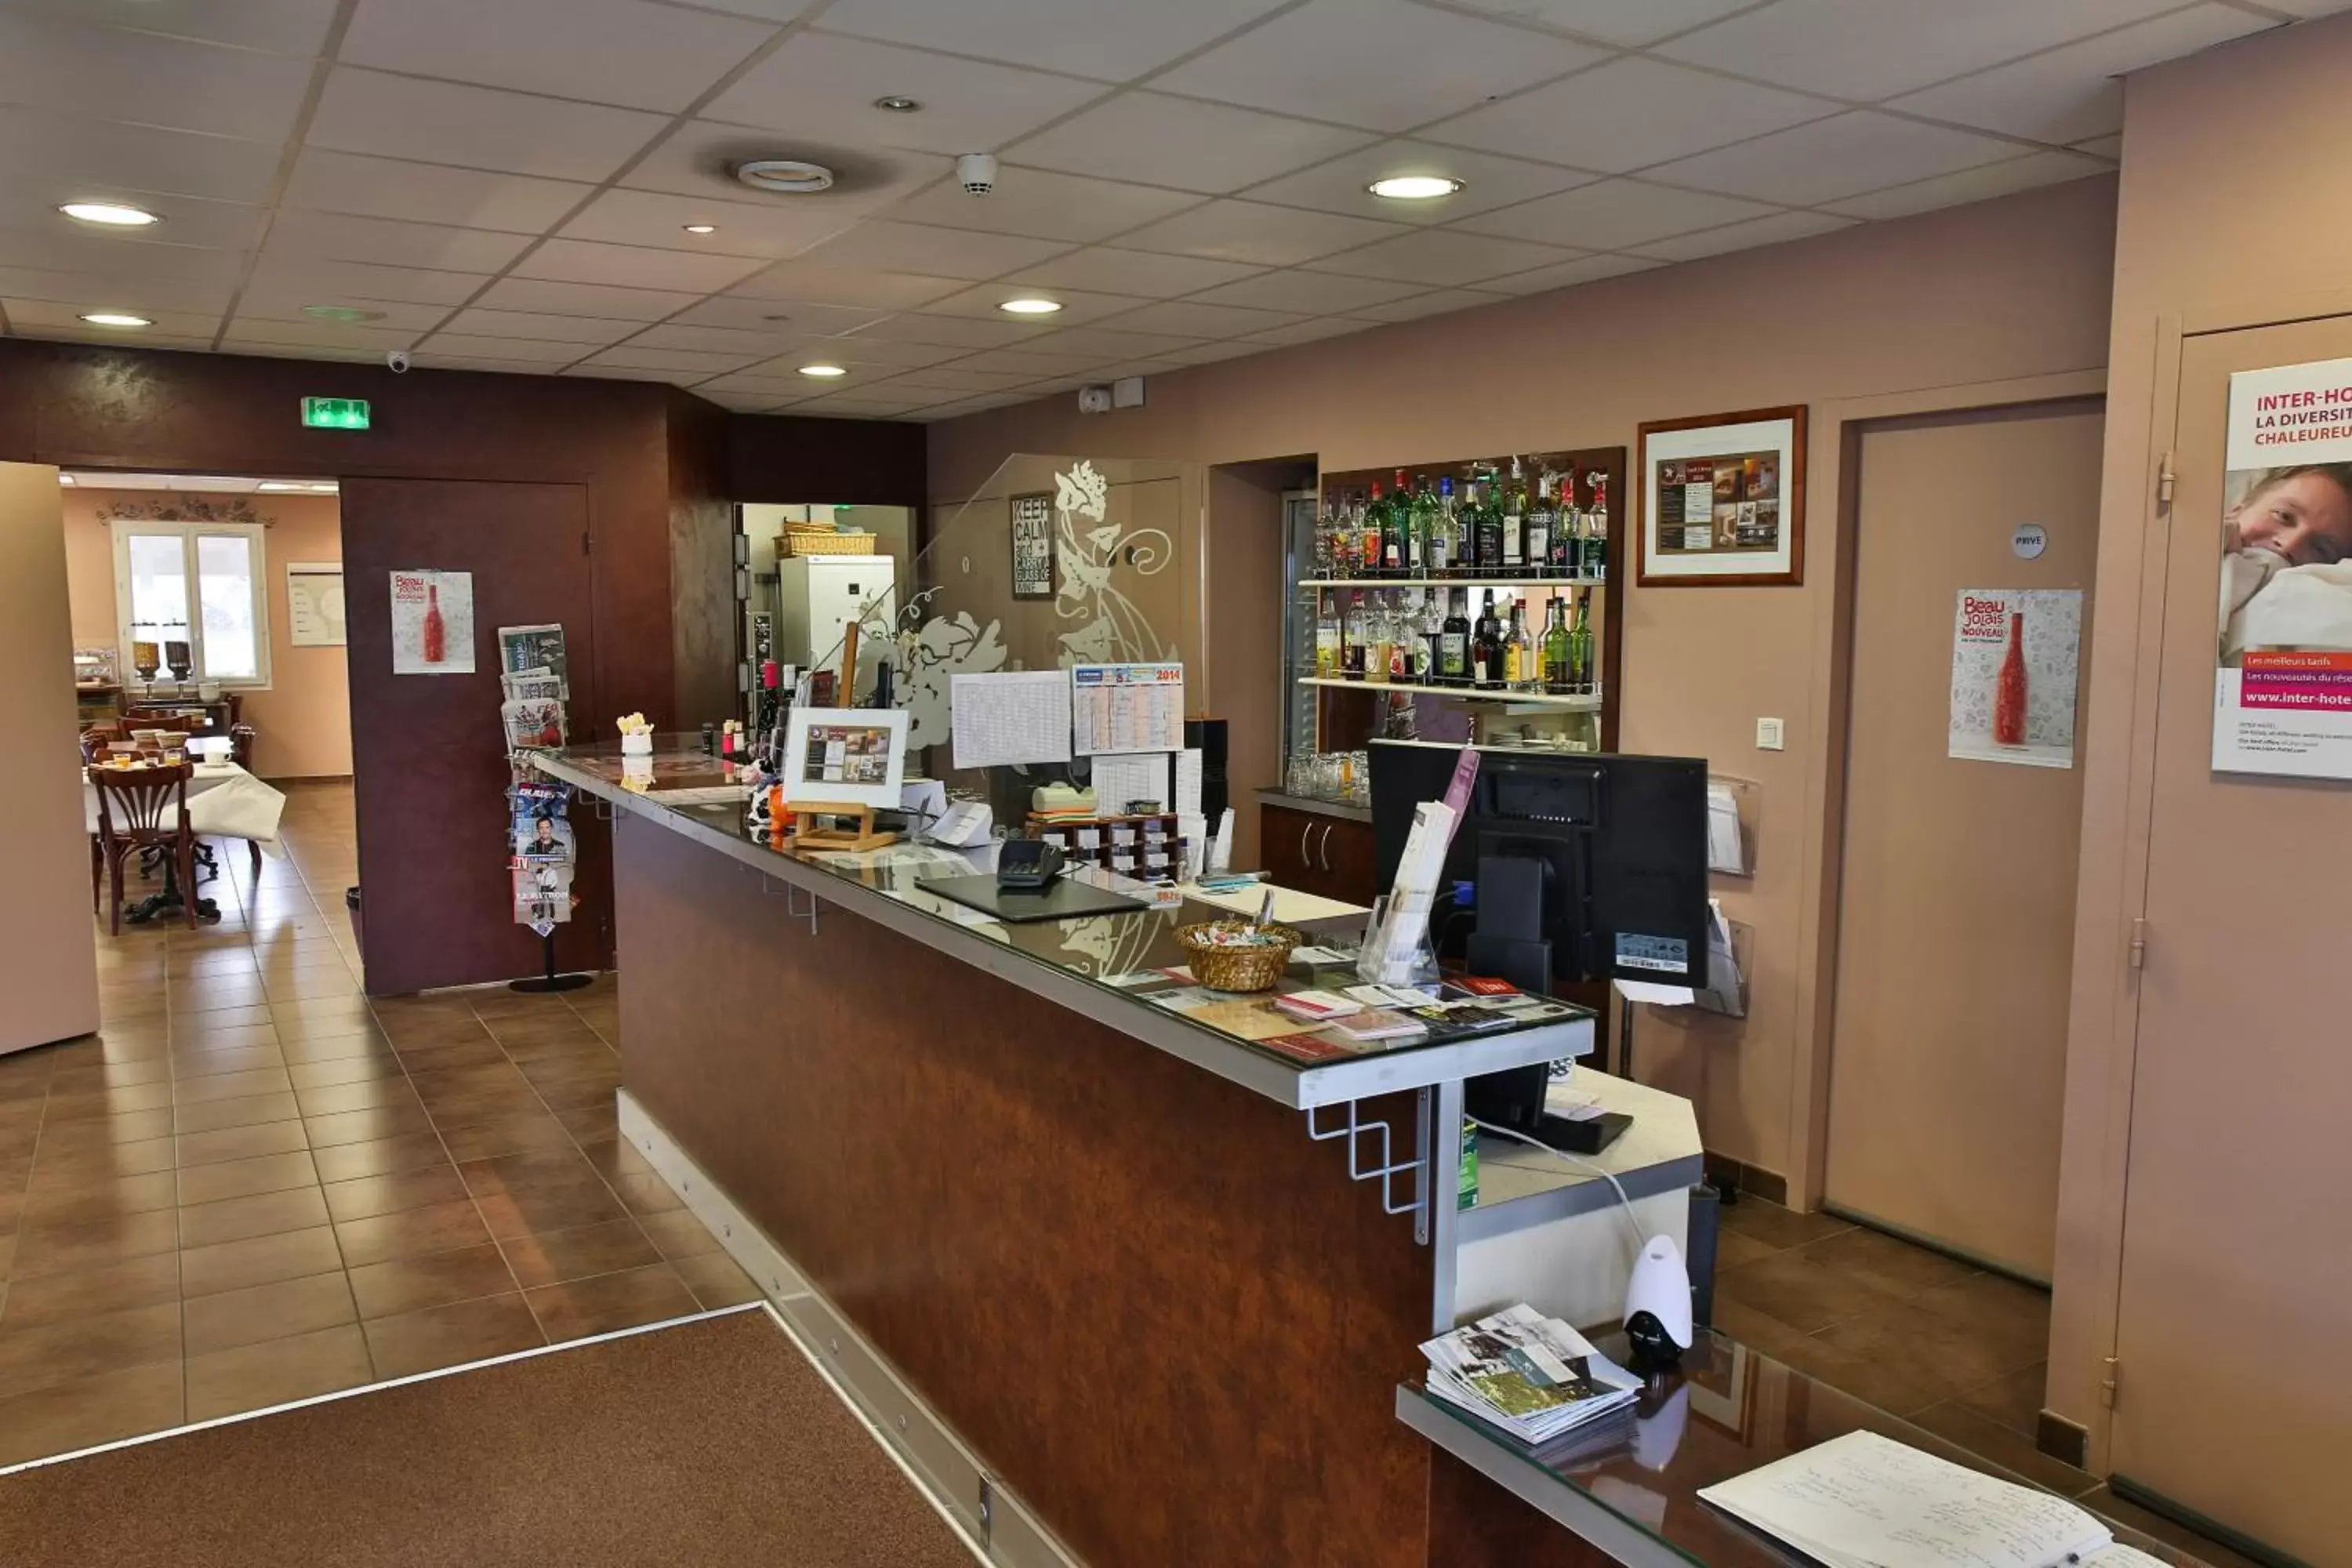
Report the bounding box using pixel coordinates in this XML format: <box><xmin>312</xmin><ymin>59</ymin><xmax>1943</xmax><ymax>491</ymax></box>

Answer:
<box><xmin>1699</xmin><ymin>1430</ymin><xmax>2165</xmax><ymax>1568</ymax></box>
<box><xmin>1420</xmin><ymin>1305</ymin><xmax>1642</xmax><ymax>1445</ymax></box>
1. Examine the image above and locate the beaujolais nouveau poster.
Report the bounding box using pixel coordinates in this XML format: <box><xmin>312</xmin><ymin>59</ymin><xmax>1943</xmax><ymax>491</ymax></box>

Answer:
<box><xmin>2216</xmin><ymin>357</ymin><xmax>2352</xmax><ymax>779</ymax></box>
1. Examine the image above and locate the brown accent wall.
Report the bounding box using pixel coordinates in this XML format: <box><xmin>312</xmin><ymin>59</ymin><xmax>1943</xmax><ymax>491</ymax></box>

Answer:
<box><xmin>0</xmin><ymin>338</ymin><xmax>923</xmax><ymax>992</ymax></box>
<box><xmin>665</xmin><ymin>388</ymin><xmax>735</xmax><ymax>731</ymax></box>
<box><xmin>2051</xmin><ymin>8</ymin><xmax>2352</xmax><ymax>1471</ymax></box>
<box><xmin>927</xmin><ymin>177</ymin><xmax>2121</xmax><ymax>1189</ymax></box>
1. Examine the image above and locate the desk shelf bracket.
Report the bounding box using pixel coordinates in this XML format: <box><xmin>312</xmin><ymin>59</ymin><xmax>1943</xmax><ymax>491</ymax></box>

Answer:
<box><xmin>1306</xmin><ymin>1091</ymin><xmax>1430</xmax><ymax>1240</ymax></box>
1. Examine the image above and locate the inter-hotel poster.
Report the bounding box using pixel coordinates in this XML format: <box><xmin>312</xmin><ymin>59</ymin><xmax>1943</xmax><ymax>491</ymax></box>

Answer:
<box><xmin>2216</xmin><ymin>356</ymin><xmax>2352</xmax><ymax>779</ymax></box>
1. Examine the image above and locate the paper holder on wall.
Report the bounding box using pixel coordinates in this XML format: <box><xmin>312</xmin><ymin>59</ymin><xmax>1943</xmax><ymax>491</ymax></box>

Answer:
<box><xmin>1708</xmin><ymin>774</ymin><xmax>1758</xmax><ymax>879</ymax></box>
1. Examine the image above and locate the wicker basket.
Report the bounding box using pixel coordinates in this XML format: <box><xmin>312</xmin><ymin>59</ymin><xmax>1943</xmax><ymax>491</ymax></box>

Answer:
<box><xmin>782</xmin><ymin>528</ymin><xmax>877</xmax><ymax>557</ymax></box>
<box><xmin>1175</xmin><ymin>920</ymin><xmax>1302</xmax><ymax>993</ymax></box>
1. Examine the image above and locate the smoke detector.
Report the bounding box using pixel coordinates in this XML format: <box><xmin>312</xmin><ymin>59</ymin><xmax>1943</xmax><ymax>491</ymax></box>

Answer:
<box><xmin>731</xmin><ymin>158</ymin><xmax>836</xmax><ymax>194</ymax></box>
<box><xmin>956</xmin><ymin>153</ymin><xmax>997</xmax><ymax>196</ymax></box>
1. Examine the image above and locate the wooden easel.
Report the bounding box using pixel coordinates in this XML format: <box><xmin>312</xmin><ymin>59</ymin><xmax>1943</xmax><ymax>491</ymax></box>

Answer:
<box><xmin>785</xmin><ymin>802</ymin><xmax>897</xmax><ymax>852</ymax></box>
<box><xmin>784</xmin><ymin>621</ymin><xmax>899</xmax><ymax>852</ymax></box>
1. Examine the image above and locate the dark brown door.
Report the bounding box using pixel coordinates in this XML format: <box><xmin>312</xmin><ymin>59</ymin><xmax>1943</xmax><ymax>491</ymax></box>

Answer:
<box><xmin>1260</xmin><ymin>804</ymin><xmax>1326</xmax><ymax>897</ymax></box>
<box><xmin>342</xmin><ymin>478</ymin><xmax>604</xmax><ymax>995</ymax></box>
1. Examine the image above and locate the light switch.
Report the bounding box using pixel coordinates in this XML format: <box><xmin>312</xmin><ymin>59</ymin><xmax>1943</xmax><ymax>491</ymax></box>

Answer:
<box><xmin>1756</xmin><ymin>717</ymin><xmax>1785</xmax><ymax>751</ymax></box>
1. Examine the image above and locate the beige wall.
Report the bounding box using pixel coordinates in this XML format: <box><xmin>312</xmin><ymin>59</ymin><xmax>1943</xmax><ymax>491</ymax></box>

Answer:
<box><xmin>2051</xmin><ymin>12</ymin><xmax>2352</xmax><ymax>1467</ymax></box>
<box><xmin>64</xmin><ymin>489</ymin><xmax>350</xmax><ymax>779</ymax></box>
<box><xmin>930</xmin><ymin>177</ymin><xmax>2118</xmax><ymax>1183</ymax></box>
<box><xmin>3</xmin><ymin>462</ymin><xmax>98</xmax><ymax>1051</ymax></box>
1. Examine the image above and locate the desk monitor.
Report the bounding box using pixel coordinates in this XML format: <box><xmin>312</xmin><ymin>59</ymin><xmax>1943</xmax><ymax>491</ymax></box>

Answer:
<box><xmin>1370</xmin><ymin>743</ymin><xmax>1710</xmax><ymax>990</ymax></box>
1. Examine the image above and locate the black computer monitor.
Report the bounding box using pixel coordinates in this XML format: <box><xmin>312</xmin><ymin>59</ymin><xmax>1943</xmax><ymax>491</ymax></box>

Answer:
<box><xmin>1370</xmin><ymin>742</ymin><xmax>1710</xmax><ymax>990</ymax></box>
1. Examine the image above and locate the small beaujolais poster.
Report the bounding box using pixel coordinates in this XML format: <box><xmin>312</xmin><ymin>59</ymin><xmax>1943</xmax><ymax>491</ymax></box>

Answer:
<box><xmin>1949</xmin><ymin>588</ymin><xmax>2083</xmax><ymax>769</ymax></box>
<box><xmin>501</xmin><ymin>622</ymin><xmax>572</xmax><ymax>935</ymax></box>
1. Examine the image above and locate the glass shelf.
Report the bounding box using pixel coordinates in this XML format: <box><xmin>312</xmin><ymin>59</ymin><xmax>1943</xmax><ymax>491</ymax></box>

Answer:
<box><xmin>1297</xmin><ymin>676</ymin><xmax>1603</xmax><ymax>710</ymax></box>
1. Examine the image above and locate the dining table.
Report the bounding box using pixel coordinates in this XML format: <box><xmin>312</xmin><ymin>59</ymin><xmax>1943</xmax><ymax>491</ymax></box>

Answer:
<box><xmin>83</xmin><ymin>739</ymin><xmax>289</xmax><ymax>922</ymax></box>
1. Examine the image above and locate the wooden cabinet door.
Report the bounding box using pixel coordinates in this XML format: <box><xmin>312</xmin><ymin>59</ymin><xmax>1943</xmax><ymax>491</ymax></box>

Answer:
<box><xmin>1316</xmin><ymin>818</ymin><xmax>1380</xmax><ymax>906</ymax></box>
<box><xmin>1259</xmin><ymin>804</ymin><xmax>1325</xmax><ymax>895</ymax></box>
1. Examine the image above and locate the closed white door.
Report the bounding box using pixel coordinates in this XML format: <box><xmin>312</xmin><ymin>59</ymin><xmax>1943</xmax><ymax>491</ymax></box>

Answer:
<box><xmin>2106</xmin><ymin>316</ymin><xmax>2352</xmax><ymax>1565</ymax></box>
<box><xmin>1825</xmin><ymin>401</ymin><xmax>2103</xmax><ymax>1277</ymax></box>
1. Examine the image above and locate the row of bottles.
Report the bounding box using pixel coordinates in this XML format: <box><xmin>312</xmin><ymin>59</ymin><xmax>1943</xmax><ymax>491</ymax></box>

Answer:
<box><xmin>1312</xmin><ymin>585</ymin><xmax>1597</xmax><ymax>696</ymax></box>
<box><xmin>1312</xmin><ymin>462</ymin><xmax>1610</xmax><ymax>582</ymax></box>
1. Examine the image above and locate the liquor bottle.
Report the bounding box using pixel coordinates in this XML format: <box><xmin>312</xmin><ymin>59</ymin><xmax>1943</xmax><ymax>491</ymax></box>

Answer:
<box><xmin>1472</xmin><ymin>471</ymin><xmax>1502</xmax><ymax>575</ymax></box>
<box><xmin>1342</xmin><ymin>590</ymin><xmax>1367</xmax><ymax>679</ymax></box>
<box><xmin>1365</xmin><ymin>592</ymin><xmax>1392</xmax><ymax>684</ymax></box>
<box><xmin>1525</xmin><ymin>473</ymin><xmax>1553</xmax><ymax>581</ymax></box>
<box><xmin>1581</xmin><ymin>474</ymin><xmax>1599</xmax><ymax>585</ymax></box>
<box><xmin>1409</xmin><ymin>473</ymin><xmax>1436</xmax><ymax>578</ymax></box>
<box><xmin>1439</xmin><ymin>586</ymin><xmax>1471</xmax><ymax>685</ymax></box>
<box><xmin>1541</xmin><ymin>596</ymin><xmax>1570</xmax><ymax>693</ymax></box>
<box><xmin>1501</xmin><ymin>457</ymin><xmax>1528</xmax><ymax>574</ymax></box>
<box><xmin>1416</xmin><ymin>590</ymin><xmax>1443</xmax><ymax>681</ymax></box>
<box><xmin>1388</xmin><ymin>593</ymin><xmax>1413</xmax><ymax>682</ymax></box>
<box><xmin>1472</xmin><ymin>589</ymin><xmax>1503</xmax><ymax>689</ymax></box>
<box><xmin>1430</xmin><ymin>476</ymin><xmax>1457</xmax><ymax>576</ymax></box>
<box><xmin>423</xmin><ymin>583</ymin><xmax>446</xmax><ymax>664</ymax></box>
<box><xmin>1314</xmin><ymin>592</ymin><xmax>1341</xmax><ymax>678</ymax></box>
<box><xmin>1994</xmin><ymin>611</ymin><xmax>2028</xmax><ymax>746</ymax></box>
<box><xmin>1554</xmin><ymin>471</ymin><xmax>1581</xmax><ymax>577</ymax></box>
<box><xmin>1361</xmin><ymin>482</ymin><xmax>1388</xmax><ymax>578</ymax></box>
<box><xmin>1566</xmin><ymin>589</ymin><xmax>1595</xmax><ymax>695</ymax></box>
<box><xmin>1374</xmin><ymin>479</ymin><xmax>1392</xmax><ymax>583</ymax></box>
<box><xmin>1504</xmin><ymin>600</ymin><xmax>1531</xmax><ymax>689</ymax></box>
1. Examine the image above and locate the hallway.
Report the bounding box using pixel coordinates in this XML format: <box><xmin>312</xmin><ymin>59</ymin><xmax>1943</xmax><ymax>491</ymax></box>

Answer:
<box><xmin>0</xmin><ymin>782</ymin><xmax>756</xmax><ymax>1467</ymax></box>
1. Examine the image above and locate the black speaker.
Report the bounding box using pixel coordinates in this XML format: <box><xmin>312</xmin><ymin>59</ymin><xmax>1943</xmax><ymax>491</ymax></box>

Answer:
<box><xmin>1183</xmin><ymin>717</ymin><xmax>1229</xmax><ymax>823</ymax></box>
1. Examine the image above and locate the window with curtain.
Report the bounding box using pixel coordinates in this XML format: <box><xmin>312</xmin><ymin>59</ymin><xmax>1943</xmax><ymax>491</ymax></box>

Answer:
<box><xmin>111</xmin><ymin>521</ymin><xmax>270</xmax><ymax>687</ymax></box>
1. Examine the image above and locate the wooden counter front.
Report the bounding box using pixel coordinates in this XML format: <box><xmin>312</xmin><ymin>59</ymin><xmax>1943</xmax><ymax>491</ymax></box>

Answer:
<box><xmin>614</xmin><ymin>815</ymin><xmax>1439</xmax><ymax>1568</ymax></box>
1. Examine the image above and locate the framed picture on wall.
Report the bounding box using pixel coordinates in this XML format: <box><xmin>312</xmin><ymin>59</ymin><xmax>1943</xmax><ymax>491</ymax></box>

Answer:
<box><xmin>1636</xmin><ymin>406</ymin><xmax>1807</xmax><ymax>586</ymax></box>
<box><xmin>1011</xmin><ymin>491</ymin><xmax>1055</xmax><ymax>600</ymax></box>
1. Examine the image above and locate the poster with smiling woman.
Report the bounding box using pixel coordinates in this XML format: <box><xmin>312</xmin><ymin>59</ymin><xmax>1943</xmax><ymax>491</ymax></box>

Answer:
<box><xmin>2216</xmin><ymin>358</ymin><xmax>2352</xmax><ymax>779</ymax></box>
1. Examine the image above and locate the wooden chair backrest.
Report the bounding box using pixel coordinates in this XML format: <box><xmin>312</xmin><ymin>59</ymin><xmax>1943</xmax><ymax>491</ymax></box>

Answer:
<box><xmin>92</xmin><ymin>764</ymin><xmax>191</xmax><ymax>841</ymax></box>
<box><xmin>126</xmin><ymin>713</ymin><xmax>200</xmax><ymax>735</ymax></box>
<box><xmin>230</xmin><ymin>724</ymin><xmax>257</xmax><ymax>768</ymax></box>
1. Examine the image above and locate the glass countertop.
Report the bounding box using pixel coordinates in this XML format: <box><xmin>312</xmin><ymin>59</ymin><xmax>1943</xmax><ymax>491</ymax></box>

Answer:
<box><xmin>540</xmin><ymin>742</ymin><xmax>1595</xmax><ymax>1097</ymax></box>
<box><xmin>1403</xmin><ymin>1328</ymin><xmax>2216</xmax><ymax>1567</ymax></box>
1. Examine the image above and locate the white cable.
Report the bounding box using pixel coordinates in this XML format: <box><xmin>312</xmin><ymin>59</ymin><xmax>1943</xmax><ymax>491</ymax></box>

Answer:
<box><xmin>1467</xmin><ymin>1113</ymin><xmax>1648</xmax><ymax>1261</ymax></box>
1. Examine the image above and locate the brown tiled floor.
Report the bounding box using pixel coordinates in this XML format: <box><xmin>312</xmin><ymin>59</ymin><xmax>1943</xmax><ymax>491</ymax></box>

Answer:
<box><xmin>1713</xmin><ymin>1198</ymin><xmax>2261</xmax><ymax>1567</ymax></box>
<box><xmin>0</xmin><ymin>782</ymin><xmax>760</xmax><ymax>1468</ymax></box>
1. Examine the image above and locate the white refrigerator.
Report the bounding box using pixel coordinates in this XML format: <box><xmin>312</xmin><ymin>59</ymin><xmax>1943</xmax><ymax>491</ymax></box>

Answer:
<box><xmin>2</xmin><ymin>462</ymin><xmax>100</xmax><ymax>1053</ymax></box>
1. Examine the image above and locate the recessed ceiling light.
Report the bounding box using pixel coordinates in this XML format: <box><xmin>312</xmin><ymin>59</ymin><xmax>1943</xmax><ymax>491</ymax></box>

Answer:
<box><xmin>60</xmin><ymin>201</ymin><xmax>158</xmax><ymax>227</ymax></box>
<box><xmin>79</xmin><ymin>311</ymin><xmax>151</xmax><ymax>328</ymax></box>
<box><xmin>798</xmin><ymin>364</ymin><xmax>848</xmax><ymax>378</ymax></box>
<box><xmin>873</xmin><ymin>96</ymin><xmax>922</xmax><ymax>113</ymax></box>
<box><xmin>1367</xmin><ymin>175</ymin><xmax>1464</xmax><ymax>201</ymax></box>
<box><xmin>682</xmin><ymin>223</ymin><xmax>717</xmax><ymax>235</ymax></box>
<box><xmin>58</xmin><ymin>474</ymin><xmax>76</xmax><ymax>486</ymax></box>
<box><xmin>303</xmin><ymin>304</ymin><xmax>386</xmax><ymax>324</ymax></box>
<box><xmin>999</xmin><ymin>297</ymin><xmax>1062</xmax><ymax>315</ymax></box>
<box><xmin>732</xmin><ymin>159</ymin><xmax>835</xmax><ymax>195</ymax></box>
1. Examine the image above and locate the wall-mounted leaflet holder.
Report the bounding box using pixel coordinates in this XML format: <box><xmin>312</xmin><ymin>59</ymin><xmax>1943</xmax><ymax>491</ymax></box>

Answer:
<box><xmin>1707</xmin><ymin>775</ymin><xmax>1759</xmax><ymax>878</ymax></box>
<box><xmin>1615</xmin><ymin>904</ymin><xmax>1748</xmax><ymax>1022</ymax></box>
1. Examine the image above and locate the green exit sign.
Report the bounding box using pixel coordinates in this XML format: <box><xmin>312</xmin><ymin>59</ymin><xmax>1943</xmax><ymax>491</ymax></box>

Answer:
<box><xmin>301</xmin><ymin>397</ymin><xmax>370</xmax><ymax>430</ymax></box>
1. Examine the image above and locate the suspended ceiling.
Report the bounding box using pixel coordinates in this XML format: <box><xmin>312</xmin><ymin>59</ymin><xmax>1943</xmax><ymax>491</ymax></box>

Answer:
<box><xmin>0</xmin><ymin>0</ymin><xmax>2325</xmax><ymax>422</ymax></box>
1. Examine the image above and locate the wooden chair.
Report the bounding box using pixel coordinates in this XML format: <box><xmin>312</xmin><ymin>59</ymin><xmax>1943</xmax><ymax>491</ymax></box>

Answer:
<box><xmin>91</xmin><ymin>764</ymin><xmax>197</xmax><ymax>934</ymax></box>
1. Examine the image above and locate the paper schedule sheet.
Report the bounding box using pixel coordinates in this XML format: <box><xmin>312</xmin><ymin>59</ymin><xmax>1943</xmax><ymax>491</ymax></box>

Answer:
<box><xmin>951</xmin><ymin>670</ymin><xmax>1073</xmax><ymax>769</ymax></box>
<box><xmin>1072</xmin><ymin>662</ymin><xmax>1185</xmax><ymax>756</ymax></box>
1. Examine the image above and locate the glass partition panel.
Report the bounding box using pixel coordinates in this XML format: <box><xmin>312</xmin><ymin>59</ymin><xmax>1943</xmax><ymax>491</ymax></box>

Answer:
<box><xmin>807</xmin><ymin>454</ymin><xmax>1207</xmax><ymax>817</ymax></box>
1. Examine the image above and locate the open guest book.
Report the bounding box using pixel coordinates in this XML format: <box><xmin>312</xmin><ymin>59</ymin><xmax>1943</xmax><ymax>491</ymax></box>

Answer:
<box><xmin>1699</xmin><ymin>1430</ymin><xmax>2169</xmax><ymax>1568</ymax></box>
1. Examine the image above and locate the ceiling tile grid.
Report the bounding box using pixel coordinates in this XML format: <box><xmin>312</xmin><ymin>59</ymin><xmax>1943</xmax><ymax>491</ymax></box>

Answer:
<box><xmin>3</xmin><ymin>0</ymin><xmax>2337</xmax><ymax>417</ymax></box>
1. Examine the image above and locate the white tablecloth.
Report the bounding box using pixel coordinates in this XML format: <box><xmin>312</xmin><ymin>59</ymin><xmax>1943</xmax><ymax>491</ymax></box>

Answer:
<box><xmin>83</xmin><ymin>761</ymin><xmax>289</xmax><ymax>855</ymax></box>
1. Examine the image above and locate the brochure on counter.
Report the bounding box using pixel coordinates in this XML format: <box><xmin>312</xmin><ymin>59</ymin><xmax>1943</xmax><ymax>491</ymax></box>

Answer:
<box><xmin>1421</xmin><ymin>1305</ymin><xmax>1642</xmax><ymax>1445</ymax></box>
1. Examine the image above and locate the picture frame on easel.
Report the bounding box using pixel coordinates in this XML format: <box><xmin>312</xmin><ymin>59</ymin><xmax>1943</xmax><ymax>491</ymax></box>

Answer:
<box><xmin>1636</xmin><ymin>405</ymin><xmax>1807</xmax><ymax>587</ymax></box>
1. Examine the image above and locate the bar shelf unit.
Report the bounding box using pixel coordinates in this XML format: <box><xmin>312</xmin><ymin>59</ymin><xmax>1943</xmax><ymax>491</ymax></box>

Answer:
<box><xmin>1286</xmin><ymin>445</ymin><xmax>1628</xmax><ymax>764</ymax></box>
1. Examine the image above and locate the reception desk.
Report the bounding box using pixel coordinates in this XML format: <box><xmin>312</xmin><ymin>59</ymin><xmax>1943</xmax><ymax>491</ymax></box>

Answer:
<box><xmin>542</xmin><ymin>740</ymin><xmax>1715</xmax><ymax>1567</ymax></box>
